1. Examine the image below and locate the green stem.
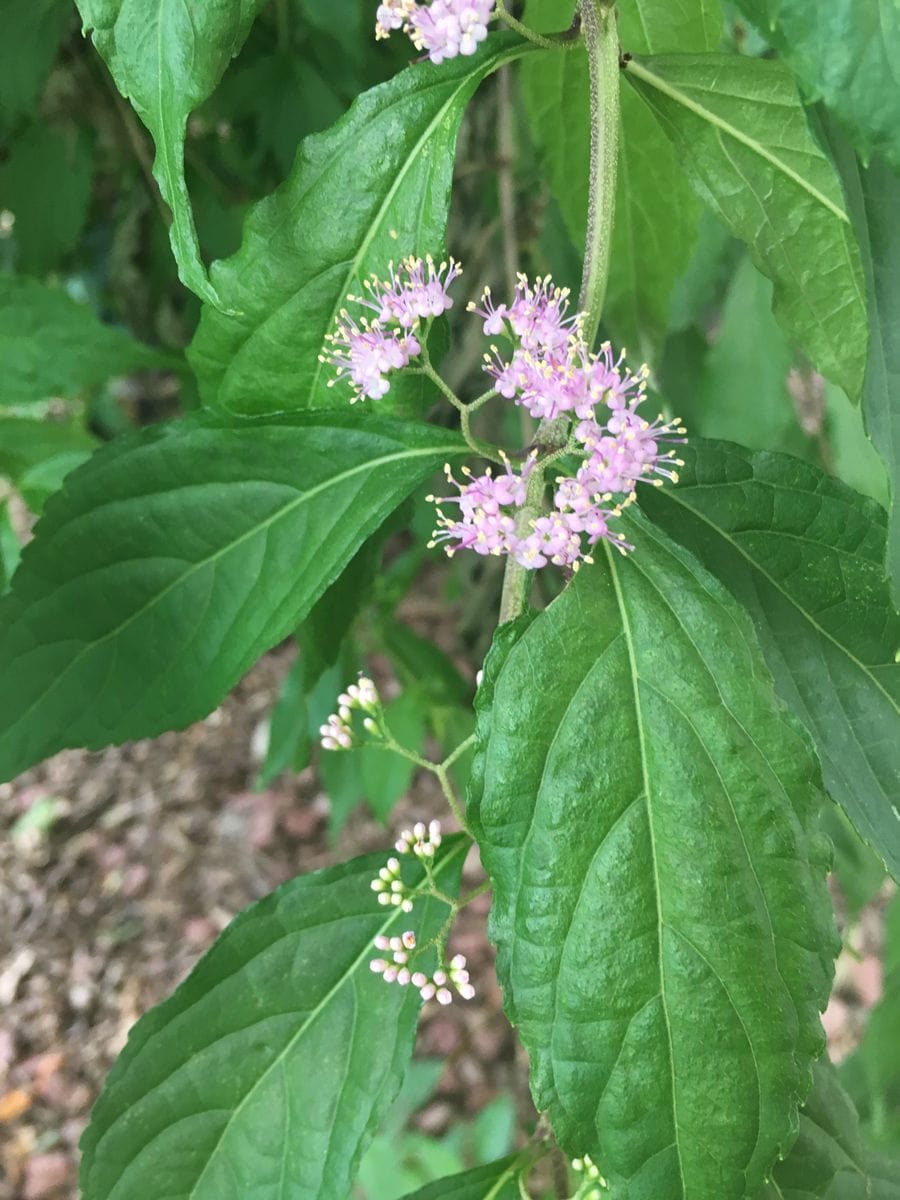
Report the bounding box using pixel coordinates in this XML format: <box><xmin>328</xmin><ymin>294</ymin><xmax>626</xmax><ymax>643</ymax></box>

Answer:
<box><xmin>577</xmin><ymin>0</ymin><xmax>620</xmax><ymax>346</ymax></box>
<box><xmin>495</xmin><ymin>0</ymin><xmax>582</xmax><ymax>48</ymax></box>
<box><xmin>418</xmin><ymin>361</ymin><xmax>504</xmax><ymax>464</ymax></box>
<box><xmin>498</xmin><ymin>455</ymin><xmax>545</xmax><ymax>622</ymax></box>
<box><xmin>441</xmin><ymin>733</ymin><xmax>475</xmax><ymax>771</ymax></box>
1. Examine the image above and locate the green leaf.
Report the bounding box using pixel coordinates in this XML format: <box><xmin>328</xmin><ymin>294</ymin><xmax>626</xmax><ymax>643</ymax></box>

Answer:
<box><xmin>732</xmin><ymin>0</ymin><xmax>900</xmax><ymax>171</ymax></box>
<box><xmin>469</xmin><ymin>517</ymin><xmax>836</xmax><ymax>1198</ymax></box>
<box><xmin>827</xmin><ymin>133</ymin><xmax>900</xmax><ymax>604</ymax></box>
<box><xmin>679</xmin><ymin>255</ymin><xmax>812</xmax><ymax>460</ymax></box>
<box><xmin>80</xmin><ymin>838</ymin><xmax>467</xmax><ymax>1200</ymax></box>
<box><xmin>0</xmin><ymin>416</ymin><xmax>96</xmax><ymax>484</ymax></box>
<box><xmin>360</xmin><ymin>692</ymin><xmax>426</xmax><ymax>823</ymax></box>
<box><xmin>757</xmin><ymin>1061</ymin><xmax>900</xmax><ymax>1199</ymax></box>
<box><xmin>521</xmin><ymin>0</ymin><xmax>720</xmax><ymax>357</ymax></box>
<box><xmin>256</xmin><ymin>652</ymin><xmax>308</xmax><ymax>790</ymax></box>
<box><xmin>638</xmin><ymin>440</ymin><xmax>900</xmax><ymax>878</ymax></box>
<box><xmin>0</xmin><ymin>413</ymin><xmax>465</xmax><ymax>783</ymax></box>
<box><xmin>0</xmin><ymin>501</ymin><xmax>21</xmax><ymax>595</ymax></box>
<box><xmin>0</xmin><ymin>125</ymin><xmax>93</xmax><ymax>275</ymax></box>
<box><xmin>0</xmin><ymin>276</ymin><xmax>171</xmax><ymax>406</ymax></box>
<box><xmin>188</xmin><ymin>35</ymin><xmax>531</xmax><ymax>415</ymax></box>
<box><xmin>624</xmin><ymin>54</ymin><xmax>868</xmax><ymax>398</ymax></box>
<box><xmin>74</xmin><ymin>0</ymin><xmax>266</xmax><ymax>307</ymax></box>
<box><xmin>398</xmin><ymin>1156</ymin><xmax>522</xmax><ymax>1200</ymax></box>
<box><xmin>0</xmin><ymin>0</ymin><xmax>71</xmax><ymax>128</ymax></box>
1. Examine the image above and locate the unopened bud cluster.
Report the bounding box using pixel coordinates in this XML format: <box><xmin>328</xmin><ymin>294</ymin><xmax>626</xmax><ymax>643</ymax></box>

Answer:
<box><xmin>319</xmin><ymin>676</ymin><xmax>381</xmax><ymax>750</ymax></box>
<box><xmin>370</xmin><ymin>935</ymin><xmax>475</xmax><ymax>1004</ymax></box>
<box><xmin>570</xmin><ymin>1154</ymin><xmax>608</xmax><ymax>1198</ymax></box>
<box><xmin>370</xmin><ymin>855</ymin><xmax>415</xmax><ymax>912</ymax></box>
<box><xmin>395</xmin><ymin>820</ymin><xmax>442</xmax><ymax>858</ymax></box>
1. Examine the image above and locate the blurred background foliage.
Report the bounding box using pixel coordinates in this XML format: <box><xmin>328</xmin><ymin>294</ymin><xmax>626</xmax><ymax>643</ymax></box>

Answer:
<box><xmin>0</xmin><ymin>0</ymin><xmax>896</xmax><ymax>1188</ymax></box>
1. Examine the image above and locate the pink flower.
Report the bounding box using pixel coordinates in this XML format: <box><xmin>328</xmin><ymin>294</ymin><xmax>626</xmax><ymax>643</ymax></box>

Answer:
<box><xmin>321</xmin><ymin>312</ymin><xmax>420</xmax><ymax>402</ymax></box>
<box><xmin>409</xmin><ymin>1</ymin><xmax>497</xmax><ymax>63</ymax></box>
<box><xmin>360</xmin><ymin>256</ymin><xmax>461</xmax><ymax>328</ymax></box>
<box><xmin>428</xmin><ymin>456</ymin><xmax>535</xmax><ymax>558</ymax></box>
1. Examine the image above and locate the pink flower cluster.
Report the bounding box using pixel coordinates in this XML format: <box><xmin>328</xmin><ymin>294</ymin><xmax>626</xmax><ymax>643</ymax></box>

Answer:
<box><xmin>321</xmin><ymin>256</ymin><xmax>459</xmax><ymax>401</ymax></box>
<box><xmin>375</xmin><ymin>0</ymin><xmax>496</xmax><ymax>64</ymax></box>
<box><xmin>426</xmin><ymin>276</ymin><xmax>684</xmax><ymax>568</ymax></box>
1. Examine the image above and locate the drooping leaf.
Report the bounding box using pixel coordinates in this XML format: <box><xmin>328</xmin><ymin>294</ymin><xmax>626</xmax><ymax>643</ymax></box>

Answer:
<box><xmin>732</xmin><ymin>0</ymin><xmax>900</xmax><ymax>171</ymax></box>
<box><xmin>256</xmin><ymin>651</ymin><xmax>308</xmax><ymax>790</ymax></box>
<box><xmin>826</xmin><ymin>130</ymin><xmax>900</xmax><ymax>604</ymax></box>
<box><xmin>757</xmin><ymin>1061</ymin><xmax>900</xmax><ymax>1199</ymax></box>
<box><xmin>469</xmin><ymin>516</ymin><xmax>836</xmax><ymax>1199</ymax></box>
<box><xmin>0</xmin><ymin>502</ymin><xmax>21</xmax><ymax>595</ymax></box>
<box><xmin>624</xmin><ymin>54</ymin><xmax>867</xmax><ymax>399</ymax></box>
<box><xmin>74</xmin><ymin>0</ymin><xmax>267</xmax><ymax>306</ymax></box>
<box><xmin>638</xmin><ymin>440</ymin><xmax>900</xmax><ymax>878</ymax></box>
<box><xmin>0</xmin><ymin>0</ymin><xmax>71</xmax><ymax>128</ymax></box>
<box><xmin>188</xmin><ymin>35</ymin><xmax>531</xmax><ymax>415</ymax></box>
<box><xmin>0</xmin><ymin>276</ymin><xmax>172</xmax><ymax>407</ymax></box>
<box><xmin>0</xmin><ymin>413</ymin><xmax>464</xmax><ymax>783</ymax></box>
<box><xmin>521</xmin><ymin>0</ymin><xmax>720</xmax><ymax>357</ymax></box>
<box><xmin>0</xmin><ymin>124</ymin><xmax>93</xmax><ymax>275</ymax></box>
<box><xmin>398</xmin><ymin>1155</ymin><xmax>522</xmax><ymax>1200</ymax></box>
<box><xmin>80</xmin><ymin>838</ymin><xmax>467</xmax><ymax>1200</ymax></box>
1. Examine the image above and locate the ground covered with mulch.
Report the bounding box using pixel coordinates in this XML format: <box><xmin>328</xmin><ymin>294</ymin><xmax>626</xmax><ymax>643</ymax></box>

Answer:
<box><xmin>0</xmin><ymin>644</ymin><xmax>888</xmax><ymax>1199</ymax></box>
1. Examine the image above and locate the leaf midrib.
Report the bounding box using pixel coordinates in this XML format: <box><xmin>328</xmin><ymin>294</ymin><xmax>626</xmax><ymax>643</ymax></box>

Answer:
<box><xmin>604</xmin><ymin>540</ymin><xmax>688</xmax><ymax>1196</ymax></box>
<box><xmin>98</xmin><ymin>842</ymin><xmax>467</xmax><ymax>1198</ymax></box>
<box><xmin>624</xmin><ymin>58</ymin><xmax>850</xmax><ymax>224</ymax></box>
<box><xmin>302</xmin><ymin>41</ymin><xmax>528</xmax><ymax>404</ymax></box>
<box><xmin>2</xmin><ymin>437</ymin><xmax>464</xmax><ymax>752</ymax></box>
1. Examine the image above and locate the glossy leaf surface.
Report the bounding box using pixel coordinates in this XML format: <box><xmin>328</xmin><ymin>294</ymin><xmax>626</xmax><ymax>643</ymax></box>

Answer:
<box><xmin>80</xmin><ymin>839</ymin><xmax>467</xmax><ymax>1200</ymax></box>
<box><xmin>189</xmin><ymin>36</ymin><xmax>530</xmax><ymax>415</ymax></box>
<box><xmin>469</xmin><ymin>517</ymin><xmax>836</xmax><ymax>1199</ymax></box>
<box><xmin>732</xmin><ymin>0</ymin><xmax>900</xmax><ymax>171</ymax></box>
<box><xmin>639</xmin><ymin>441</ymin><xmax>900</xmax><ymax>878</ymax></box>
<box><xmin>625</xmin><ymin>54</ymin><xmax>867</xmax><ymax>398</ymax></box>
<box><xmin>75</xmin><ymin>0</ymin><xmax>266</xmax><ymax>306</ymax></box>
<box><xmin>0</xmin><ymin>413</ymin><xmax>464</xmax><ymax>782</ymax></box>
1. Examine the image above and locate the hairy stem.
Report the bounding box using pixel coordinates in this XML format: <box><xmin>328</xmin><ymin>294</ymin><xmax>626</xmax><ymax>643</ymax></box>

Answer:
<box><xmin>577</xmin><ymin>0</ymin><xmax>620</xmax><ymax>345</ymax></box>
<box><xmin>418</xmin><ymin>360</ymin><xmax>504</xmax><ymax>463</ymax></box>
<box><xmin>495</xmin><ymin>0</ymin><xmax>582</xmax><ymax>48</ymax></box>
<box><xmin>496</xmin><ymin>2</ymin><xmax>620</xmax><ymax>623</ymax></box>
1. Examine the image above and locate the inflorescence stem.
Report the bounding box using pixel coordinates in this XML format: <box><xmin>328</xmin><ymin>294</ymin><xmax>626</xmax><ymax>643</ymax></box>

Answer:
<box><xmin>577</xmin><ymin>0</ymin><xmax>620</xmax><ymax>347</ymax></box>
<box><xmin>496</xmin><ymin>0</ymin><xmax>621</xmax><ymax>623</ymax></box>
<box><xmin>494</xmin><ymin>0</ymin><xmax>583</xmax><ymax>49</ymax></box>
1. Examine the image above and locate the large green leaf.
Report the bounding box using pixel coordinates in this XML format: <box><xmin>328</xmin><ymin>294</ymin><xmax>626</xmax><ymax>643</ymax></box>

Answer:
<box><xmin>732</xmin><ymin>0</ymin><xmax>900</xmax><ymax>172</ymax></box>
<box><xmin>188</xmin><ymin>35</ymin><xmax>530</xmax><ymax>415</ymax></box>
<box><xmin>757</xmin><ymin>1061</ymin><xmax>900</xmax><ymax>1199</ymax></box>
<box><xmin>0</xmin><ymin>124</ymin><xmax>93</xmax><ymax>276</ymax></box>
<box><xmin>624</xmin><ymin>54</ymin><xmax>867</xmax><ymax>399</ymax></box>
<box><xmin>521</xmin><ymin>0</ymin><xmax>720</xmax><ymax>357</ymax></box>
<box><xmin>0</xmin><ymin>413</ymin><xmax>464</xmax><ymax>782</ymax></box>
<box><xmin>398</xmin><ymin>1155</ymin><xmax>522</xmax><ymax>1199</ymax></box>
<box><xmin>828</xmin><ymin>134</ymin><xmax>900</xmax><ymax>604</ymax></box>
<box><xmin>469</xmin><ymin>516</ymin><xmax>836</xmax><ymax>1199</ymax></box>
<box><xmin>80</xmin><ymin>838</ymin><xmax>467</xmax><ymax>1200</ymax></box>
<box><xmin>638</xmin><ymin>440</ymin><xmax>900</xmax><ymax>878</ymax></box>
<box><xmin>74</xmin><ymin>0</ymin><xmax>266</xmax><ymax>306</ymax></box>
<box><xmin>0</xmin><ymin>276</ymin><xmax>171</xmax><ymax>406</ymax></box>
<box><xmin>0</xmin><ymin>0</ymin><xmax>71</xmax><ymax>129</ymax></box>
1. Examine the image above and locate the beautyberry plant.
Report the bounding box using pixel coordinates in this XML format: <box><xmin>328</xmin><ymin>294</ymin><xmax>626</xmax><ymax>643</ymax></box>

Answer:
<box><xmin>2</xmin><ymin>0</ymin><xmax>899</xmax><ymax>1199</ymax></box>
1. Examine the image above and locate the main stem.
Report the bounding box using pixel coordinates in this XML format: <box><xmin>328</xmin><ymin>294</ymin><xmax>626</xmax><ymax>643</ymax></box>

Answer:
<box><xmin>497</xmin><ymin>0</ymin><xmax>621</xmax><ymax>624</ymax></box>
<box><xmin>577</xmin><ymin>0</ymin><xmax>620</xmax><ymax>348</ymax></box>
